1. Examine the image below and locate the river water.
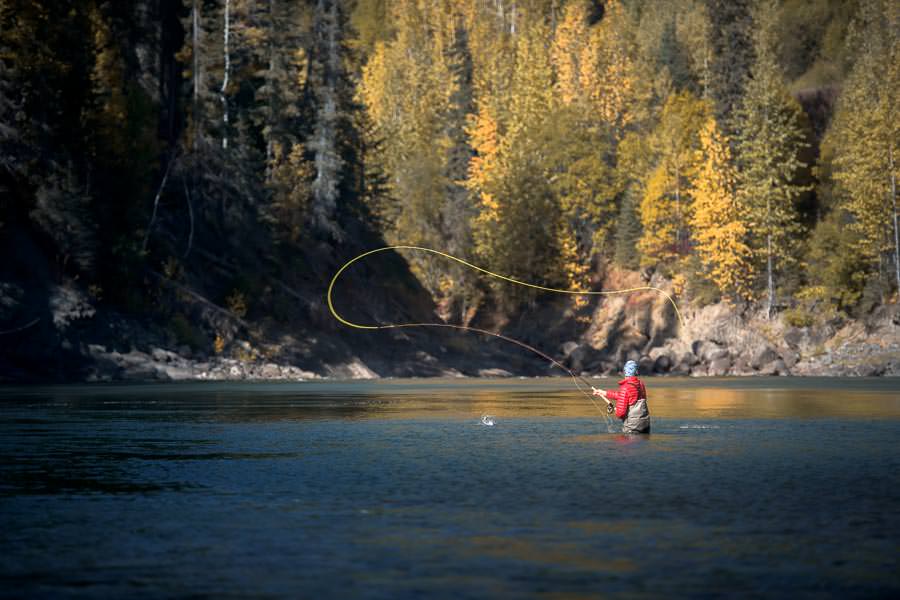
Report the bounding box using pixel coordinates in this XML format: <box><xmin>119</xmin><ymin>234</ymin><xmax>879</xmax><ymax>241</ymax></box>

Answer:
<box><xmin>1</xmin><ymin>377</ymin><xmax>898</xmax><ymax>598</ymax></box>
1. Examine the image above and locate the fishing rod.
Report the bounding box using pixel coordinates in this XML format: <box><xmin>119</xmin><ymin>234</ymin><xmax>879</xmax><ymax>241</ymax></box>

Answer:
<box><xmin>327</xmin><ymin>245</ymin><xmax>684</xmax><ymax>413</ymax></box>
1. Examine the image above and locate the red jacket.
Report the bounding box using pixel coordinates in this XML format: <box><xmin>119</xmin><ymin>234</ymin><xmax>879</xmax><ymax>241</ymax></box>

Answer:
<box><xmin>606</xmin><ymin>376</ymin><xmax>647</xmax><ymax>420</ymax></box>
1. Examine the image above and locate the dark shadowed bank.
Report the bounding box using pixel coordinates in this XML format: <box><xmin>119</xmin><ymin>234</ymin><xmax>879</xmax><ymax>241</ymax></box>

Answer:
<box><xmin>2</xmin><ymin>240</ymin><xmax>897</xmax><ymax>383</ymax></box>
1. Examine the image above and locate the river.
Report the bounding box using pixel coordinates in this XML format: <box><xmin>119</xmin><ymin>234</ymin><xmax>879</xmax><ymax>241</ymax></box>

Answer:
<box><xmin>1</xmin><ymin>377</ymin><xmax>898</xmax><ymax>598</ymax></box>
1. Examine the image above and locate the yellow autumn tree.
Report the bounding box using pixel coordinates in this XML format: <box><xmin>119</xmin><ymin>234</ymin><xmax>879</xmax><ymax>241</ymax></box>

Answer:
<box><xmin>692</xmin><ymin>117</ymin><xmax>754</xmax><ymax>302</ymax></box>
<box><xmin>579</xmin><ymin>0</ymin><xmax>649</xmax><ymax>138</ymax></box>
<box><xmin>469</xmin><ymin>19</ymin><xmax>564</xmax><ymax>307</ymax></box>
<box><xmin>358</xmin><ymin>0</ymin><xmax>458</xmax><ymax>293</ymax></box>
<box><xmin>638</xmin><ymin>91</ymin><xmax>709</xmax><ymax>268</ymax></box>
<box><xmin>466</xmin><ymin>102</ymin><xmax>501</xmax><ymax>236</ymax></box>
<box><xmin>552</xmin><ymin>0</ymin><xmax>591</xmax><ymax>105</ymax></box>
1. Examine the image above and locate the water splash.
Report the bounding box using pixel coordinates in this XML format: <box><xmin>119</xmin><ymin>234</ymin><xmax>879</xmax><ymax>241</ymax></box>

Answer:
<box><xmin>480</xmin><ymin>415</ymin><xmax>495</xmax><ymax>427</ymax></box>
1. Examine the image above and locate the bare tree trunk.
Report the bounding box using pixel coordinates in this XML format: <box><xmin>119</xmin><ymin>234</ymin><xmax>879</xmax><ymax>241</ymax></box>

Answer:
<box><xmin>192</xmin><ymin>0</ymin><xmax>200</xmax><ymax>152</ymax></box>
<box><xmin>674</xmin><ymin>161</ymin><xmax>681</xmax><ymax>252</ymax></box>
<box><xmin>183</xmin><ymin>179</ymin><xmax>194</xmax><ymax>258</ymax></box>
<box><xmin>309</xmin><ymin>0</ymin><xmax>343</xmax><ymax>239</ymax></box>
<box><xmin>265</xmin><ymin>0</ymin><xmax>276</xmax><ymax>181</ymax></box>
<box><xmin>142</xmin><ymin>153</ymin><xmax>176</xmax><ymax>252</ymax></box>
<box><xmin>221</xmin><ymin>0</ymin><xmax>230</xmax><ymax>150</ymax></box>
<box><xmin>703</xmin><ymin>40</ymin><xmax>709</xmax><ymax>99</ymax></box>
<box><xmin>765</xmin><ymin>190</ymin><xmax>775</xmax><ymax>319</ymax></box>
<box><xmin>890</xmin><ymin>146</ymin><xmax>899</xmax><ymax>294</ymax></box>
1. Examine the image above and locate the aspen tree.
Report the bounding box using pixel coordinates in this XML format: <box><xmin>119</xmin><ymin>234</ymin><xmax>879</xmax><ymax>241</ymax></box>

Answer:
<box><xmin>692</xmin><ymin>117</ymin><xmax>754</xmax><ymax>302</ymax></box>
<box><xmin>637</xmin><ymin>91</ymin><xmax>708</xmax><ymax>267</ymax></box>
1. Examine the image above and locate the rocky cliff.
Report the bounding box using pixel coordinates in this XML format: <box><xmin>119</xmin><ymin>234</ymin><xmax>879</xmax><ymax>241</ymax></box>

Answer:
<box><xmin>554</xmin><ymin>268</ymin><xmax>900</xmax><ymax>378</ymax></box>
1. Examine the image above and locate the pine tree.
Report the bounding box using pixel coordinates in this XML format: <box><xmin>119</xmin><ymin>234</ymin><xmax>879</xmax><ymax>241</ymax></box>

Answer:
<box><xmin>692</xmin><ymin>117</ymin><xmax>754</xmax><ymax>301</ymax></box>
<box><xmin>706</xmin><ymin>0</ymin><xmax>753</xmax><ymax>137</ymax></box>
<box><xmin>676</xmin><ymin>0</ymin><xmax>712</xmax><ymax>99</ymax></box>
<box><xmin>614</xmin><ymin>190</ymin><xmax>642</xmax><ymax>270</ymax></box>
<box><xmin>825</xmin><ymin>0</ymin><xmax>899</xmax><ymax>293</ymax></box>
<box><xmin>734</xmin><ymin>0</ymin><xmax>809</xmax><ymax>318</ymax></box>
<box><xmin>253</xmin><ymin>1</ymin><xmax>315</xmax><ymax>244</ymax></box>
<box><xmin>0</xmin><ymin>0</ymin><xmax>25</xmax><ymax>184</ymax></box>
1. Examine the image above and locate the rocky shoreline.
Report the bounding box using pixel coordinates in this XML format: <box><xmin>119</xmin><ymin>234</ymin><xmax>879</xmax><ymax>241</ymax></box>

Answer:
<box><xmin>3</xmin><ymin>276</ymin><xmax>899</xmax><ymax>383</ymax></box>
<box><xmin>552</xmin><ymin>276</ymin><xmax>900</xmax><ymax>379</ymax></box>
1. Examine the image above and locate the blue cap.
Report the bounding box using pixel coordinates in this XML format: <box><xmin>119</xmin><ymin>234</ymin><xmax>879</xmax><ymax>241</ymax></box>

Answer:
<box><xmin>624</xmin><ymin>360</ymin><xmax>638</xmax><ymax>377</ymax></box>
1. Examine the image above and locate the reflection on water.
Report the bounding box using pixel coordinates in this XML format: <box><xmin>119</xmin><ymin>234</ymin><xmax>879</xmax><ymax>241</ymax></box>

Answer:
<box><xmin>6</xmin><ymin>377</ymin><xmax>899</xmax><ymax>421</ymax></box>
<box><xmin>0</xmin><ymin>378</ymin><xmax>898</xmax><ymax>598</ymax></box>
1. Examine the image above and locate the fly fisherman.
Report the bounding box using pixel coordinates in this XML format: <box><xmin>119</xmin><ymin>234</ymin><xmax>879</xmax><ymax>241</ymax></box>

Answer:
<box><xmin>592</xmin><ymin>360</ymin><xmax>651</xmax><ymax>434</ymax></box>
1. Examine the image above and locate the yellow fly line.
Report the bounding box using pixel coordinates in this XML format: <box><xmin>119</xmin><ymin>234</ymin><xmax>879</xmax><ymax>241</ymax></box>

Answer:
<box><xmin>326</xmin><ymin>245</ymin><xmax>684</xmax><ymax>412</ymax></box>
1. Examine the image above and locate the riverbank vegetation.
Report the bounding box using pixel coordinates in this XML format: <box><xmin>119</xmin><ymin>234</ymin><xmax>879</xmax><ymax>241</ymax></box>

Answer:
<box><xmin>0</xmin><ymin>0</ymin><xmax>897</xmax><ymax>366</ymax></box>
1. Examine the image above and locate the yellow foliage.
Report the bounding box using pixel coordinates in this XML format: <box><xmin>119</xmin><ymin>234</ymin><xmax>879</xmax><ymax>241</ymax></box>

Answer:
<box><xmin>638</xmin><ymin>165</ymin><xmax>679</xmax><ymax>265</ymax></box>
<box><xmin>552</xmin><ymin>0</ymin><xmax>591</xmax><ymax>105</ymax></box>
<box><xmin>691</xmin><ymin>118</ymin><xmax>754</xmax><ymax>302</ymax></box>
<box><xmin>638</xmin><ymin>92</ymin><xmax>709</xmax><ymax>267</ymax></box>
<box><xmin>213</xmin><ymin>335</ymin><xmax>225</xmax><ymax>355</ymax></box>
<box><xmin>558</xmin><ymin>226</ymin><xmax>591</xmax><ymax>310</ymax></box>
<box><xmin>225</xmin><ymin>290</ymin><xmax>248</xmax><ymax>318</ymax></box>
<box><xmin>579</xmin><ymin>0</ymin><xmax>642</xmax><ymax>135</ymax></box>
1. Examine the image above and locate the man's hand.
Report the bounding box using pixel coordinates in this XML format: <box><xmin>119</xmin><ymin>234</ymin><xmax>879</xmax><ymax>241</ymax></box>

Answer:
<box><xmin>591</xmin><ymin>387</ymin><xmax>608</xmax><ymax>401</ymax></box>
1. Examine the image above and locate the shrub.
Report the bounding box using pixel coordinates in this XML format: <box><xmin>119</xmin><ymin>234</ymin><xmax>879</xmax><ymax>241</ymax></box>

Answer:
<box><xmin>225</xmin><ymin>289</ymin><xmax>248</xmax><ymax>318</ymax></box>
<box><xmin>170</xmin><ymin>314</ymin><xmax>205</xmax><ymax>350</ymax></box>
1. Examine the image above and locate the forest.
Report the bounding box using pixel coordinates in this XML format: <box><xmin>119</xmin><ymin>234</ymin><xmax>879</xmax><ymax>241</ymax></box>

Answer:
<box><xmin>0</xmin><ymin>0</ymin><xmax>898</xmax><ymax>376</ymax></box>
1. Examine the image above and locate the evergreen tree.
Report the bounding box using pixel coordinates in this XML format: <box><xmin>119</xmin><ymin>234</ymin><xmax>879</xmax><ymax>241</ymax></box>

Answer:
<box><xmin>614</xmin><ymin>190</ymin><xmax>642</xmax><ymax>270</ymax></box>
<box><xmin>824</xmin><ymin>0</ymin><xmax>899</xmax><ymax>293</ymax></box>
<box><xmin>735</xmin><ymin>0</ymin><xmax>809</xmax><ymax>318</ymax></box>
<box><xmin>706</xmin><ymin>0</ymin><xmax>753</xmax><ymax>136</ymax></box>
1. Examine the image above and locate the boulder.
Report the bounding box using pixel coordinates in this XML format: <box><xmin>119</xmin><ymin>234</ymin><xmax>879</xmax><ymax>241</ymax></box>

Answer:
<box><xmin>853</xmin><ymin>364</ymin><xmax>883</xmax><ymax>377</ymax></box>
<box><xmin>731</xmin><ymin>356</ymin><xmax>754</xmax><ymax>376</ymax></box>
<box><xmin>708</xmin><ymin>356</ymin><xmax>731</xmax><ymax>376</ymax></box>
<box><xmin>638</xmin><ymin>356</ymin><xmax>655</xmax><ymax>375</ymax></box>
<box><xmin>559</xmin><ymin>341</ymin><xmax>579</xmax><ymax>358</ymax></box>
<box><xmin>708</xmin><ymin>348</ymin><xmax>730</xmax><ymax>362</ymax></box>
<box><xmin>478</xmin><ymin>368</ymin><xmax>513</xmax><ymax>378</ymax></box>
<box><xmin>601</xmin><ymin>362</ymin><xmax>618</xmax><ymax>376</ymax></box>
<box><xmin>783</xmin><ymin>327</ymin><xmax>803</xmax><ymax>348</ymax></box>
<box><xmin>781</xmin><ymin>349</ymin><xmax>799</xmax><ymax>368</ymax></box>
<box><xmin>693</xmin><ymin>340</ymin><xmax>726</xmax><ymax>362</ymax></box>
<box><xmin>750</xmin><ymin>347</ymin><xmax>778</xmax><ymax>370</ymax></box>
<box><xmin>568</xmin><ymin>344</ymin><xmax>595</xmax><ymax>372</ymax></box>
<box><xmin>689</xmin><ymin>365</ymin><xmax>708</xmax><ymax>377</ymax></box>
<box><xmin>672</xmin><ymin>352</ymin><xmax>696</xmax><ymax>375</ymax></box>
<box><xmin>758</xmin><ymin>359</ymin><xmax>788</xmax><ymax>376</ymax></box>
<box><xmin>653</xmin><ymin>353</ymin><xmax>672</xmax><ymax>373</ymax></box>
<box><xmin>260</xmin><ymin>363</ymin><xmax>282</xmax><ymax>378</ymax></box>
